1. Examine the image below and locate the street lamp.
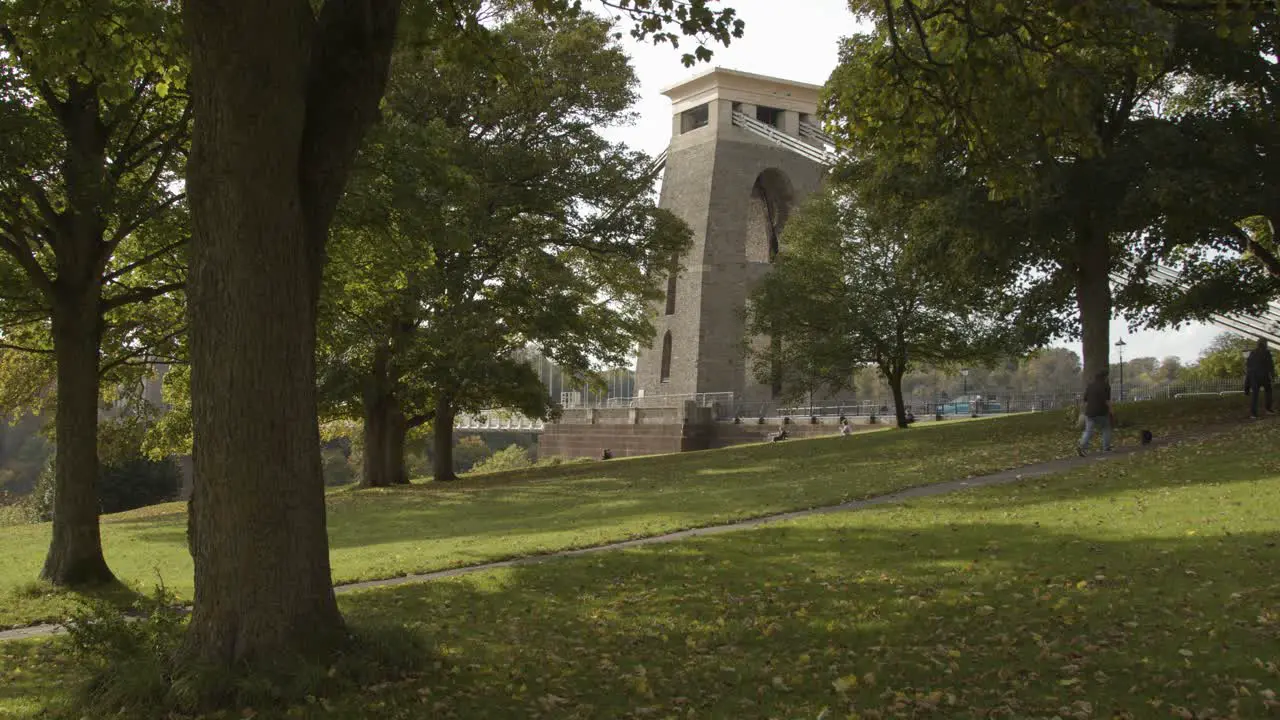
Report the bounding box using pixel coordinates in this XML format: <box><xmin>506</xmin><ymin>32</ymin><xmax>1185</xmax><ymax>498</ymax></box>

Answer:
<box><xmin>1115</xmin><ymin>338</ymin><xmax>1127</xmax><ymax>403</ymax></box>
<box><xmin>961</xmin><ymin>368</ymin><xmax>969</xmax><ymax>396</ymax></box>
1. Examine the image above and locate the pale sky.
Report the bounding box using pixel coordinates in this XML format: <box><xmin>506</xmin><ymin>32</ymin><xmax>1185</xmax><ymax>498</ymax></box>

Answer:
<box><xmin>598</xmin><ymin>0</ymin><xmax>1227</xmax><ymax>366</ymax></box>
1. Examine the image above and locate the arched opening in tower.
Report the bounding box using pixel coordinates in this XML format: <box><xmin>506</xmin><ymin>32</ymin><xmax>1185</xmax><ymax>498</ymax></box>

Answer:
<box><xmin>746</xmin><ymin>169</ymin><xmax>794</xmax><ymax>263</ymax></box>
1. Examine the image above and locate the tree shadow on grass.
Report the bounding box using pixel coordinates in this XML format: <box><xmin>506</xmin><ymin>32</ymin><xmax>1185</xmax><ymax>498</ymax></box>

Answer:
<box><xmin>3</xmin><ymin>494</ymin><xmax>1277</xmax><ymax>718</ymax></box>
<box><xmin>323</xmin><ymin>519</ymin><xmax>1280</xmax><ymax>720</ymax></box>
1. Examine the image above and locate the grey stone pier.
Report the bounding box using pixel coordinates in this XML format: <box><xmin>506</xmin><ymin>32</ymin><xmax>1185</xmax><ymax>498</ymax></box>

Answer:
<box><xmin>634</xmin><ymin>68</ymin><xmax>828</xmax><ymax>408</ymax></box>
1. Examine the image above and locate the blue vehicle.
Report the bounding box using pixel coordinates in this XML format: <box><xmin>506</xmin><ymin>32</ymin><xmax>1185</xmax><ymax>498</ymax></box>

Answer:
<box><xmin>939</xmin><ymin>395</ymin><xmax>1002</xmax><ymax>415</ymax></box>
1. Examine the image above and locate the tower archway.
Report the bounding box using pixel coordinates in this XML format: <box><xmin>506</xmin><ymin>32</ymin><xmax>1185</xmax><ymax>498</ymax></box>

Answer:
<box><xmin>746</xmin><ymin>168</ymin><xmax>795</xmax><ymax>264</ymax></box>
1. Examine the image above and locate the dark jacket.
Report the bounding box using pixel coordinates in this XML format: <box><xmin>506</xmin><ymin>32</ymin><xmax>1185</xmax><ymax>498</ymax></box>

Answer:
<box><xmin>1083</xmin><ymin>378</ymin><xmax>1110</xmax><ymax>418</ymax></box>
<box><xmin>1247</xmin><ymin>347</ymin><xmax>1275</xmax><ymax>383</ymax></box>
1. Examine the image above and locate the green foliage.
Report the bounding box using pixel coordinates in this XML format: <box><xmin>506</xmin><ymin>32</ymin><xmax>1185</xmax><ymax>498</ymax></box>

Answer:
<box><xmin>320</xmin><ymin>8</ymin><xmax>692</xmax><ymax>482</ymax></box>
<box><xmin>825</xmin><ymin>0</ymin><xmax>1280</xmax><ymax>373</ymax></box>
<box><xmin>0</xmin><ymin>419</ymin><xmax>51</xmax><ymax>495</ymax></box>
<box><xmin>141</xmin><ymin>364</ymin><xmax>191</xmax><ymax>460</ymax></box>
<box><xmin>1188</xmin><ymin>332</ymin><xmax>1253</xmax><ymax>381</ymax></box>
<box><xmin>61</xmin><ymin>583</ymin><xmax>429</xmax><ymax>717</ymax></box>
<box><xmin>27</xmin><ymin>453</ymin><xmax>179</xmax><ymax>521</ymax></box>
<box><xmin>0</xmin><ymin>0</ymin><xmax>189</xmax><ymax>356</ymax></box>
<box><xmin>65</xmin><ymin>585</ymin><xmax>186</xmax><ymax>712</ymax></box>
<box><xmin>321</xmin><ymin>448</ymin><xmax>356</xmax><ymax>487</ymax></box>
<box><xmin>747</xmin><ymin>186</ymin><xmax>1047</xmax><ymax>425</ymax></box>
<box><xmin>451</xmin><ymin>436</ymin><xmax>493</xmax><ymax>474</ymax></box>
<box><xmin>469</xmin><ymin>444</ymin><xmax>534</xmax><ymax>475</ymax></box>
<box><xmin>96</xmin><ymin>457</ymin><xmax>180</xmax><ymax>515</ymax></box>
<box><xmin>528</xmin><ymin>0</ymin><xmax>744</xmax><ymax>67</ymax></box>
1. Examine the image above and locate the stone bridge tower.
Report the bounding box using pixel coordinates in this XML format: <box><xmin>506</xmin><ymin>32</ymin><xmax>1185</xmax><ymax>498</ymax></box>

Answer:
<box><xmin>635</xmin><ymin>68</ymin><xmax>828</xmax><ymax>408</ymax></box>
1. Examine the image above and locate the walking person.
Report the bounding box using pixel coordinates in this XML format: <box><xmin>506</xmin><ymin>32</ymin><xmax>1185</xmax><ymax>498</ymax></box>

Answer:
<box><xmin>1246</xmin><ymin>337</ymin><xmax>1275</xmax><ymax>419</ymax></box>
<box><xmin>1077</xmin><ymin>370</ymin><xmax>1112</xmax><ymax>456</ymax></box>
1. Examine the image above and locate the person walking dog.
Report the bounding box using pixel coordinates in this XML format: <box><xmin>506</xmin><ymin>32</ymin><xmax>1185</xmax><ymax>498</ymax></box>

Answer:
<box><xmin>1077</xmin><ymin>370</ymin><xmax>1112</xmax><ymax>456</ymax></box>
<box><xmin>1246</xmin><ymin>337</ymin><xmax>1275</xmax><ymax>419</ymax></box>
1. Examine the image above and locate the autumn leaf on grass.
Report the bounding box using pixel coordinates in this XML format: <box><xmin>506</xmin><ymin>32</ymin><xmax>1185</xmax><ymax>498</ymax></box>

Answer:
<box><xmin>833</xmin><ymin>674</ymin><xmax>859</xmax><ymax>694</ymax></box>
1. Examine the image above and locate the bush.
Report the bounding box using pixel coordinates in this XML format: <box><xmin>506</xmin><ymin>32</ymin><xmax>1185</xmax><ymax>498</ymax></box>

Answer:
<box><xmin>99</xmin><ymin>457</ymin><xmax>182</xmax><ymax>514</ymax></box>
<box><xmin>65</xmin><ymin>585</ymin><xmax>430</xmax><ymax>717</ymax></box>
<box><xmin>452</xmin><ymin>435</ymin><xmax>493</xmax><ymax>473</ymax></box>
<box><xmin>321</xmin><ymin>447</ymin><xmax>356</xmax><ymax>486</ymax></box>
<box><xmin>28</xmin><ymin>455</ymin><xmax>181</xmax><ymax>521</ymax></box>
<box><xmin>469</xmin><ymin>444</ymin><xmax>534</xmax><ymax>474</ymax></box>
<box><xmin>66</xmin><ymin>585</ymin><xmax>186</xmax><ymax>712</ymax></box>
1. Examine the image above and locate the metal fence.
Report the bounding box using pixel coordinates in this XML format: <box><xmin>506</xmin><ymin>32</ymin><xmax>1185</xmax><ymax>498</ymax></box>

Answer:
<box><xmin>562</xmin><ymin>392</ymin><xmax>736</xmax><ymax>411</ymax></box>
<box><xmin>730</xmin><ymin>378</ymin><xmax>1247</xmax><ymax>422</ymax></box>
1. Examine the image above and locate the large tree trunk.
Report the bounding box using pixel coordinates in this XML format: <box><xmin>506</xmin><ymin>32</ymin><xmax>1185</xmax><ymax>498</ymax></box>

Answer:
<box><xmin>887</xmin><ymin>369</ymin><xmax>908</xmax><ymax>429</ymax></box>
<box><xmin>359</xmin><ymin>392</ymin><xmax>409</xmax><ymax>488</ymax></box>
<box><xmin>41</xmin><ymin>291</ymin><xmax>114</xmax><ymax>587</ymax></box>
<box><xmin>360</xmin><ymin>347</ymin><xmax>392</xmax><ymax>488</ymax></box>
<box><xmin>182</xmin><ymin>0</ymin><xmax>343</xmax><ymax>665</ymax></box>
<box><xmin>387</xmin><ymin>403</ymin><xmax>408</xmax><ymax>485</ymax></box>
<box><xmin>1074</xmin><ymin>223</ymin><xmax>1112</xmax><ymax>388</ymax></box>
<box><xmin>361</xmin><ymin>395</ymin><xmax>390</xmax><ymax>488</ymax></box>
<box><xmin>432</xmin><ymin>394</ymin><xmax>458</xmax><ymax>483</ymax></box>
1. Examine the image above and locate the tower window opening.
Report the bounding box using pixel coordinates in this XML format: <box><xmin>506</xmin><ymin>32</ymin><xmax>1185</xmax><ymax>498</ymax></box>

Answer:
<box><xmin>756</xmin><ymin>105</ymin><xmax>783</xmax><ymax>129</ymax></box>
<box><xmin>680</xmin><ymin>103</ymin><xmax>710</xmax><ymax>134</ymax></box>
<box><xmin>664</xmin><ymin>259</ymin><xmax>678</xmax><ymax>315</ymax></box>
<box><xmin>660</xmin><ymin>332</ymin><xmax>673</xmax><ymax>383</ymax></box>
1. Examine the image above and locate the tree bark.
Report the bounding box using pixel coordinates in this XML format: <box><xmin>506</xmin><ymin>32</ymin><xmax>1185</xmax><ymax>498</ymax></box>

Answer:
<box><xmin>360</xmin><ymin>347</ymin><xmax>392</xmax><ymax>488</ymax></box>
<box><xmin>432</xmin><ymin>394</ymin><xmax>458</xmax><ymax>483</ymax></box>
<box><xmin>182</xmin><ymin>0</ymin><xmax>364</xmax><ymax>666</ymax></box>
<box><xmin>387</xmin><ymin>403</ymin><xmax>408</xmax><ymax>485</ymax></box>
<box><xmin>887</xmin><ymin>368</ymin><xmax>908</xmax><ymax>429</ymax></box>
<box><xmin>41</xmin><ymin>290</ymin><xmax>115</xmax><ymax>587</ymax></box>
<box><xmin>361</xmin><ymin>395</ymin><xmax>390</xmax><ymax>488</ymax></box>
<box><xmin>1074</xmin><ymin>222</ymin><xmax>1112</xmax><ymax>388</ymax></box>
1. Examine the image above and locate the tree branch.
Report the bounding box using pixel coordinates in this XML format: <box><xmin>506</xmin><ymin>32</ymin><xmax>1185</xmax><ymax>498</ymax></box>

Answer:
<box><xmin>101</xmin><ymin>282</ymin><xmax>184</xmax><ymax>312</ymax></box>
<box><xmin>1232</xmin><ymin>222</ymin><xmax>1280</xmax><ymax>279</ymax></box>
<box><xmin>0</xmin><ymin>342</ymin><xmax>53</xmax><ymax>354</ymax></box>
<box><xmin>299</xmin><ymin>0</ymin><xmax>403</xmax><ymax>277</ymax></box>
<box><xmin>0</xmin><ymin>232</ymin><xmax>53</xmax><ymax>297</ymax></box>
<box><xmin>99</xmin><ymin>325</ymin><xmax>186</xmax><ymax>375</ymax></box>
<box><xmin>103</xmin><ymin>236</ymin><xmax>188</xmax><ymax>283</ymax></box>
<box><xmin>0</xmin><ymin>26</ymin><xmax>65</xmax><ymax>111</ymax></box>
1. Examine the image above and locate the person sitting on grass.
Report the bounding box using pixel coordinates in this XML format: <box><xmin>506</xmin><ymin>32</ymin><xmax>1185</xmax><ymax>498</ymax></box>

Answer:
<box><xmin>770</xmin><ymin>427</ymin><xmax>789</xmax><ymax>442</ymax></box>
<box><xmin>840</xmin><ymin>419</ymin><xmax>853</xmax><ymax>436</ymax></box>
<box><xmin>1077</xmin><ymin>370</ymin><xmax>1112</xmax><ymax>456</ymax></box>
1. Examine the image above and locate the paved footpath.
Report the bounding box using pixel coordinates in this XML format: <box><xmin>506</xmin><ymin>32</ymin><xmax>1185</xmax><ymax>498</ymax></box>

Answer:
<box><xmin>0</xmin><ymin>430</ymin><xmax>1220</xmax><ymax>643</ymax></box>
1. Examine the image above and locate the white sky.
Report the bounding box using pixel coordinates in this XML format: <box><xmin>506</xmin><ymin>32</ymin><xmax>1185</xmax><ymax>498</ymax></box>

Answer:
<box><xmin>598</xmin><ymin>0</ymin><xmax>1226</xmax><ymax>365</ymax></box>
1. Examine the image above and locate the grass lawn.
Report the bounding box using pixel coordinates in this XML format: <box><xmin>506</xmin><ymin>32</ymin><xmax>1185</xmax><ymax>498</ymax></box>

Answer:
<box><xmin>0</xmin><ymin>397</ymin><xmax>1250</xmax><ymax>631</ymax></box>
<box><xmin>0</xmin><ymin>399</ymin><xmax>1276</xmax><ymax>717</ymax></box>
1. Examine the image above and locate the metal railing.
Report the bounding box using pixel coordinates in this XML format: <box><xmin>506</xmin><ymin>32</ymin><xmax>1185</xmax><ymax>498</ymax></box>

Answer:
<box><xmin>731</xmin><ymin>111</ymin><xmax>838</xmax><ymax>166</ymax></box>
<box><xmin>566</xmin><ymin>391</ymin><xmax>736</xmax><ymax>410</ymax></box>
<box><xmin>1110</xmin><ymin>262</ymin><xmax>1280</xmax><ymax>347</ymax></box>
<box><xmin>455</xmin><ymin>409</ymin><xmax>545</xmax><ymax>432</ymax></box>
<box><xmin>798</xmin><ymin>120</ymin><xmax>835</xmax><ymax>149</ymax></box>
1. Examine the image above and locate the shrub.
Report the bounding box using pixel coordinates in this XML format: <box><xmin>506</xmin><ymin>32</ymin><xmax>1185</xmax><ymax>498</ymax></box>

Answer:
<box><xmin>98</xmin><ymin>457</ymin><xmax>182</xmax><ymax>514</ymax></box>
<box><xmin>321</xmin><ymin>447</ymin><xmax>356</xmax><ymax>486</ymax></box>
<box><xmin>28</xmin><ymin>454</ymin><xmax>181</xmax><ymax>521</ymax></box>
<box><xmin>452</xmin><ymin>435</ymin><xmax>493</xmax><ymax>473</ymax></box>
<box><xmin>470</xmin><ymin>444</ymin><xmax>534</xmax><ymax>474</ymax></box>
<box><xmin>65</xmin><ymin>585</ymin><xmax>430</xmax><ymax>717</ymax></box>
<box><xmin>66</xmin><ymin>585</ymin><xmax>186</xmax><ymax>712</ymax></box>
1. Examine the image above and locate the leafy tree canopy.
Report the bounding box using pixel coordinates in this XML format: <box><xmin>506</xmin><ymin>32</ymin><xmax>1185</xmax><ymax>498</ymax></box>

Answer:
<box><xmin>747</xmin><ymin>185</ymin><xmax>1050</xmax><ymax>428</ymax></box>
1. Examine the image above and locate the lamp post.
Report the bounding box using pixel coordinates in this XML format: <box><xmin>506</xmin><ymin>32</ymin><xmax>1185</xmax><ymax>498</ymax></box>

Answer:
<box><xmin>1115</xmin><ymin>338</ymin><xmax>1127</xmax><ymax>403</ymax></box>
<box><xmin>961</xmin><ymin>368</ymin><xmax>969</xmax><ymax>396</ymax></box>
